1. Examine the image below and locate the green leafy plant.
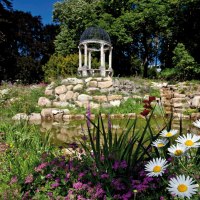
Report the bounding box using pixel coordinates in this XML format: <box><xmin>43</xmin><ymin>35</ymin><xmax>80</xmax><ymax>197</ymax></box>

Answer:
<box><xmin>80</xmin><ymin>99</ymin><xmax>165</xmax><ymax>175</ymax></box>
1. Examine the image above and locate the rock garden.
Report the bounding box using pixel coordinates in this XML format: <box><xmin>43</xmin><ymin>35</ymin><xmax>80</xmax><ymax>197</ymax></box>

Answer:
<box><xmin>0</xmin><ymin>77</ymin><xmax>200</xmax><ymax>199</ymax></box>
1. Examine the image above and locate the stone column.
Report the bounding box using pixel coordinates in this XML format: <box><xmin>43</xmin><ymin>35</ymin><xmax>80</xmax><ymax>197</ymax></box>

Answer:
<box><xmin>82</xmin><ymin>44</ymin><xmax>88</xmax><ymax>77</ymax></box>
<box><xmin>100</xmin><ymin>43</ymin><xmax>105</xmax><ymax>77</ymax></box>
<box><xmin>109</xmin><ymin>47</ymin><xmax>112</xmax><ymax>69</ymax></box>
<box><xmin>77</xmin><ymin>46</ymin><xmax>82</xmax><ymax>76</ymax></box>
<box><xmin>100</xmin><ymin>43</ymin><xmax>105</xmax><ymax>67</ymax></box>
<box><xmin>78</xmin><ymin>46</ymin><xmax>82</xmax><ymax>68</ymax></box>
<box><xmin>84</xmin><ymin>44</ymin><xmax>88</xmax><ymax>67</ymax></box>
<box><xmin>88</xmin><ymin>51</ymin><xmax>91</xmax><ymax>69</ymax></box>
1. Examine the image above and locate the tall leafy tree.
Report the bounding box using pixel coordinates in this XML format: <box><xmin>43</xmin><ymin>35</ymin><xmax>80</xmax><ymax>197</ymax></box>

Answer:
<box><xmin>53</xmin><ymin>0</ymin><xmax>98</xmax><ymax>55</ymax></box>
<box><xmin>172</xmin><ymin>43</ymin><xmax>199</xmax><ymax>80</ymax></box>
<box><xmin>0</xmin><ymin>1</ymin><xmax>59</xmax><ymax>83</ymax></box>
<box><xmin>53</xmin><ymin>0</ymin><xmax>200</xmax><ymax>79</ymax></box>
<box><xmin>0</xmin><ymin>0</ymin><xmax>14</xmax><ymax>81</ymax></box>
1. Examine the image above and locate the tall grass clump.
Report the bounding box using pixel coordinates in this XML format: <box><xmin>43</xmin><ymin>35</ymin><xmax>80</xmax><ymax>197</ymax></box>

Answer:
<box><xmin>0</xmin><ymin>84</ymin><xmax>45</xmax><ymax>120</ymax></box>
<box><xmin>0</xmin><ymin>121</ymin><xmax>56</xmax><ymax>199</ymax></box>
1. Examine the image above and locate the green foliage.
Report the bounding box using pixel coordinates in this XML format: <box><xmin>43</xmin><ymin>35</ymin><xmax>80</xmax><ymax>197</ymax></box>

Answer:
<box><xmin>148</xmin><ymin>66</ymin><xmax>159</xmax><ymax>79</ymax></box>
<box><xmin>15</xmin><ymin>56</ymin><xmax>43</xmax><ymax>84</ymax></box>
<box><xmin>52</xmin><ymin>0</ymin><xmax>200</xmax><ymax>80</ymax></box>
<box><xmin>0</xmin><ymin>85</ymin><xmax>45</xmax><ymax>119</ymax></box>
<box><xmin>2</xmin><ymin>0</ymin><xmax>200</xmax><ymax>82</ymax></box>
<box><xmin>159</xmin><ymin>68</ymin><xmax>177</xmax><ymax>81</ymax></box>
<box><xmin>53</xmin><ymin>0</ymin><xmax>98</xmax><ymax>55</ymax></box>
<box><xmin>81</xmin><ymin>103</ymin><xmax>164</xmax><ymax>176</ymax></box>
<box><xmin>1</xmin><ymin>93</ymin><xmax>200</xmax><ymax>199</ymax></box>
<box><xmin>172</xmin><ymin>43</ymin><xmax>200</xmax><ymax>80</ymax></box>
<box><xmin>0</xmin><ymin>4</ymin><xmax>58</xmax><ymax>83</ymax></box>
<box><xmin>100</xmin><ymin>98</ymin><xmax>143</xmax><ymax>114</ymax></box>
<box><xmin>43</xmin><ymin>54</ymin><xmax>79</xmax><ymax>82</ymax></box>
<box><xmin>43</xmin><ymin>53</ymin><xmax>101</xmax><ymax>82</ymax></box>
<box><xmin>0</xmin><ymin>122</ymin><xmax>55</xmax><ymax>198</ymax></box>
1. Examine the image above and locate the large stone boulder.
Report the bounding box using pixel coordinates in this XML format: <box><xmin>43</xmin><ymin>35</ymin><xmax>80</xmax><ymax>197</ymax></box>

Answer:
<box><xmin>41</xmin><ymin>108</ymin><xmax>53</xmax><ymax>120</ymax></box>
<box><xmin>98</xmin><ymin>80</ymin><xmax>112</xmax><ymax>89</ymax></box>
<box><xmin>77</xmin><ymin>94</ymin><xmax>92</xmax><ymax>102</ymax></box>
<box><xmin>73</xmin><ymin>84</ymin><xmax>83</xmax><ymax>92</ymax></box>
<box><xmin>86</xmin><ymin>87</ymin><xmax>100</xmax><ymax>93</ymax></box>
<box><xmin>66</xmin><ymin>91</ymin><xmax>75</xmax><ymax>101</ymax></box>
<box><xmin>28</xmin><ymin>113</ymin><xmax>42</xmax><ymax>124</ymax></box>
<box><xmin>107</xmin><ymin>95</ymin><xmax>123</xmax><ymax>101</ymax></box>
<box><xmin>38</xmin><ymin>97</ymin><xmax>52</xmax><ymax>107</ymax></box>
<box><xmin>66</xmin><ymin>85</ymin><xmax>73</xmax><ymax>91</ymax></box>
<box><xmin>86</xmin><ymin>81</ymin><xmax>98</xmax><ymax>87</ymax></box>
<box><xmin>55</xmin><ymin>85</ymin><xmax>67</xmax><ymax>95</ymax></box>
<box><xmin>12</xmin><ymin>113</ymin><xmax>29</xmax><ymax>121</ymax></box>
<box><xmin>93</xmin><ymin>95</ymin><xmax>107</xmax><ymax>103</ymax></box>
<box><xmin>191</xmin><ymin>96</ymin><xmax>200</xmax><ymax>108</ymax></box>
<box><xmin>52</xmin><ymin>101</ymin><xmax>69</xmax><ymax>108</ymax></box>
<box><xmin>61</xmin><ymin>78</ymin><xmax>84</xmax><ymax>85</ymax></box>
<box><xmin>45</xmin><ymin>89</ymin><xmax>54</xmax><ymax>96</ymax></box>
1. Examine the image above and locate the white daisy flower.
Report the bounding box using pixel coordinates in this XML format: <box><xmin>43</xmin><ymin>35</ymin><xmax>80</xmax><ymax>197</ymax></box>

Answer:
<box><xmin>152</xmin><ymin>138</ymin><xmax>169</xmax><ymax>148</ymax></box>
<box><xmin>160</xmin><ymin>129</ymin><xmax>178</xmax><ymax>138</ymax></box>
<box><xmin>176</xmin><ymin>133</ymin><xmax>200</xmax><ymax>148</ymax></box>
<box><xmin>167</xmin><ymin>175</ymin><xmax>198</xmax><ymax>199</ymax></box>
<box><xmin>193</xmin><ymin>119</ymin><xmax>200</xmax><ymax>129</ymax></box>
<box><xmin>144</xmin><ymin>157</ymin><xmax>168</xmax><ymax>177</ymax></box>
<box><xmin>168</xmin><ymin>144</ymin><xmax>188</xmax><ymax>157</ymax></box>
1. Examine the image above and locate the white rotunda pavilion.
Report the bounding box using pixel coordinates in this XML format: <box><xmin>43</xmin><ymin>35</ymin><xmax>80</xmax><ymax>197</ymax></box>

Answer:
<box><xmin>78</xmin><ymin>27</ymin><xmax>113</xmax><ymax>77</ymax></box>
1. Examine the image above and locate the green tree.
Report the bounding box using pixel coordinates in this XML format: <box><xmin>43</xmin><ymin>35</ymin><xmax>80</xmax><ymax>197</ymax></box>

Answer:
<box><xmin>0</xmin><ymin>0</ymin><xmax>15</xmax><ymax>81</ymax></box>
<box><xmin>53</xmin><ymin>0</ymin><xmax>200</xmax><ymax>80</ymax></box>
<box><xmin>0</xmin><ymin>3</ymin><xmax>58</xmax><ymax>83</ymax></box>
<box><xmin>53</xmin><ymin>0</ymin><xmax>98</xmax><ymax>55</ymax></box>
<box><xmin>172</xmin><ymin>43</ymin><xmax>199</xmax><ymax>80</ymax></box>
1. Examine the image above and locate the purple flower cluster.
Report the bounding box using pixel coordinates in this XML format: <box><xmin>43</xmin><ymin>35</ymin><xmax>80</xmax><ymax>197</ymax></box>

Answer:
<box><xmin>21</xmin><ymin>146</ymin><xmax>163</xmax><ymax>200</ymax></box>
<box><xmin>9</xmin><ymin>175</ymin><xmax>18</xmax><ymax>185</ymax></box>
<box><xmin>46</xmin><ymin>173</ymin><xmax>53</xmax><ymax>179</ymax></box>
<box><xmin>131</xmin><ymin>170</ymin><xmax>159</xmax><ymax>193</ymax></box>
<box><xmin>51</xmin><ymin>181</ymin><xmax>59</xmax><ymax>189</ymax></box>
<box><xmin>113</xmin><ymin>191</ymin><xmax>132</xmax><ymax>200</ymax></box>
<box><xmin>112</xmin><ymin>160</ymin><xmax>128</xmax><ymax>170</ymax></box>
<box><xmin>65</xmin><ymin>183</ymin><xmax>106</xmax><ymax>200</ymax></box>
<box><xmin>112</xmin><ymin>178</ymin><xmax>126</xmax><ymax>191</ymax></box>
<box><xmin>73</xmin><ymin>182</ymin><xmax>87</xmax><ymax>190</ymax></box>
<box><xmin>100</xmin><ymin>173</ymin><xmax>109</xmax><ymax>179</ymax></box>
<box><xmin>34</xmin><ymin>162</ymin><xmax>48</xmax><ymax>172</ymax></box>
<box><xmin>25</xmin><ymin>174</ymin><xmax>34</xmax><ymax>184</ymax></box>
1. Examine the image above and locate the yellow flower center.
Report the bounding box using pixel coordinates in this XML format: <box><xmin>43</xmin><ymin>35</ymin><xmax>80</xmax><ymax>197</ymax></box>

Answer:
<box><xmin>157</xmin><ymin>143</ymin><xmax>164</xmax><ymax>147</ymax></box>
<box><xmin>166</xmin><ymin>132</ymin><xmax>172</xmax><ymax>137</ymax></box>
<box><xmin>153</xmin><ymin>165</ymin><xmax>161</xmax><ymax>173</ymax></box>
<box><xmin>177</xmin><ymin>184</ymin><xmax>188</xmax><ymax>192</ymax></box>
<box><xmin>185</xmin><ymin>140</ymin><xmax>194</xmax><ymax>146</ymax></box>
<box><xmin>174</xmin><ymin>149</ymin><xmax>183</xmax><ymax>156</ymax></box>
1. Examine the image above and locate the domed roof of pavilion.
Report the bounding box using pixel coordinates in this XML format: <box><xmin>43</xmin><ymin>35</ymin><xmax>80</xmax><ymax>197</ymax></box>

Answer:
<box><xmin>80</xmin><ymin>26</ymin><xmax>111</xmax><ymax>44</ymax></box>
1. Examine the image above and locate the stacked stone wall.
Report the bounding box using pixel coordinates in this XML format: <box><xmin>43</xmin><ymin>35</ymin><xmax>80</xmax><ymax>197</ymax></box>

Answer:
<box><xmin>160</xmin><ymin>83</ymin><xmax>200</xmax><ymax>120</ymax></box>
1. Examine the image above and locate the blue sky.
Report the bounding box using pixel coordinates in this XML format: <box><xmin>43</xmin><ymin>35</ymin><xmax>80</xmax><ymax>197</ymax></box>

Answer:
<box><xmin>13</xmin><ymin>0</ymin><xmax>59</xmax><ymax>24</ymax></box>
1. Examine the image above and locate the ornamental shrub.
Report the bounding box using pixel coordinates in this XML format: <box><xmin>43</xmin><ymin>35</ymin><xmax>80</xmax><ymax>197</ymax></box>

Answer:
<box><xmin>42</xmin><ymin>54</ymin><xmax>78</xmax><ymax>82</ymax></box>
<box><xmin>43</xmin><ymin>54</ymin><xmax>101</xmax><ymax>82</ymax></box>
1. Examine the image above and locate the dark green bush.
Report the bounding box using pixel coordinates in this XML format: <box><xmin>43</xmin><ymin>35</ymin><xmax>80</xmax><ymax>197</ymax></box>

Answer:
<box><xmin>43</xmin><ymin>54</ymin><xmax>78</xmax><ymax>82</ymax></box>
<box><xmin>43</xmin><ymin>54</ymin><xmax>101</xmax><ymax>82</ymax></box>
